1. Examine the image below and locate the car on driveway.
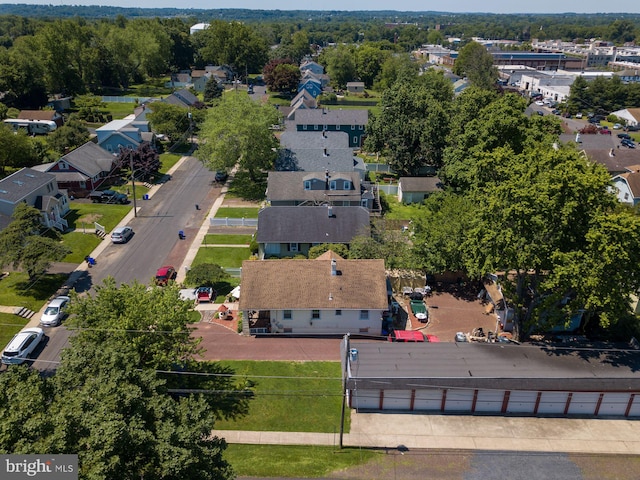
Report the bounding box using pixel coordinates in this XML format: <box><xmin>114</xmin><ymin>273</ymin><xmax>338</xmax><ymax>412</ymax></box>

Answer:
<box><xmin>89</xmin><ymin>189</ymin><xmax>128</xmax><ymax>204</ymax></box>
<box><xmin>111</xmin><ymin>226</ymin><xmax>134</xmax><ymax>244</ymax></box>
<box><xmin>454</xmin><ymin>332</ymin><xmax>468</xmax><ymax>343</ymax></box>
<box><xmin>155</xmin><ymin>266</ymin><xmax>176</xmax><ymax>286</ymax></box>
<box><xmin>535</xmin><ymin>101</ymin><xmax>544</xmax><ymax>106</ymax></box>
<box><xmin>618</xmin><ymin>133</ymin><xmax>631</xmax><ymax>140</ymax></box>
<box><xmin>613</xmin><ymin>123</ymin><xmax>622</xmax><ymax>129</ymax></box>
<box><xmin>2</xmin><ymin>328</ymin><xmax>44</xmax><ymax>365</ymax></box>
<box><xmin>40</xmin><ymin>296</ymin><xmax>70</xmax><ymax>327</ymax></box>
<box><xmin>621</xmin><ymin>139</ymin><xmax>636</xmax><ymax>148</ymax></box>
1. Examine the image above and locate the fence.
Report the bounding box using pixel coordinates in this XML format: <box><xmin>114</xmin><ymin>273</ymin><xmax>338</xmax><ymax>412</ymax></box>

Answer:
<box><xmin>365</xmin><ymin>163</ymin><xmax>393</xmax><ymax>173</ymax></box>
<box><xmin>210</xmin><ymin>218</ymin><xmax>258</xmax><ymax>227</ymax></box>
<box><xmin>224</xmin><ymin>267</ymin><xmax>242</xmax><ymax>278</ymax></box>
<box><xmin>101</xmin><ymin>96</ymin><xmax>157</xmax><ymax>104</ymax></box>
<box><xmin>377</xmin><ymin>184</ymin><xmax>398</xmax><ymax>195</ymax></box>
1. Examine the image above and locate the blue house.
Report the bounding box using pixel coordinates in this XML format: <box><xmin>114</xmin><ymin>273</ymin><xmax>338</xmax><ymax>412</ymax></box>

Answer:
<box><xmin>298</xmin><ymin>78</ymin><xmax>323</xmax><ymax>99</ymax></box>
<box><xmin>300</xmin><ymin>60</ymin><xmax>324</xmax><ymax>75</ymax></box>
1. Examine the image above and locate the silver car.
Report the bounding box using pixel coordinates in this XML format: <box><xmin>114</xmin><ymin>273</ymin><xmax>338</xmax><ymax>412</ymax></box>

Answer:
<box><xmin>111</xmin><ymin>226</ymin><xmax>134</xmax><ymax>244</ymax></box>
<box><xmin>40</xmin><ymin>295</ymin><xmax>70</xmax><ymax>327</ymax></box>
<box><xmin>1</xmin><ymin>327</ymin><xmax>44</xmax><ymax>365</ymax></box>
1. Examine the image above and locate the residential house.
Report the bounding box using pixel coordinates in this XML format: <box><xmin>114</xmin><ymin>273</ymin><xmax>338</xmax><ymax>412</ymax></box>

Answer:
<box><xmin>276</xmin><ymin>131</ymin><xmax>366</xmax><ymax>177</ymax></box>
<box><xmin>206</xmin><ymin>65</ymin><xmax>234</xmax><ymax>83</ymax></box>
<box><xmin>17</xmin><ymin>110</ymin><xmax>64</xmax><ymax>128</ymax></box>
<box><xmin>301</xmin><ymin>69</ymin><xmax>330</xmax><ymax>88</ymax></box>
<box><xmin>256</xmin><ymin>205</ymin><xmax>370</xmax><ymax>259</ymax></box>
<box><xmin>398</xmin><ymin>177</ymin><xmax>444</xmax><ymax>204</ymax></box>
<box><xmin>33</xmin><ymin>142</ymin><xmax>117</xmax><ymax>198</ymax></box>
<box><xmin>165</xmin><ymin>71</ymin><xmax>192</xmax><ymax>89</ymax></box>
<box><xmin>298</xmin><ymin>78</ymin><xmax>323</xmax><ymax>98</ymax></box>
<box><xmin>267</xmin><ymin>171</ymin><xmax>376</xmax><ymax>210</ymax></box>
<box><xmin>611</xmin><ymin>166</ymin><xmax>640</xmax><ymax>206</ymax></box>
<box><xmin>95</xmin><ymin>119</ymin><xmax>146</xmax><ymax>154</ymax></box>
<box><xmin>299</xmin><ymin>60</ymin><xmax>324</xmax><ymax>75</ymax></box>
<box><xmin>0</xmin><ymin>168</ymin><xmax>69</xmax><ymax>232</ymax></box>
<box><xmin>346</xmin><ymin>82</ymin><xmax>365</xmax><ymax>94</ymax></box>
<box><xmin>610</xmin><ymin>108</ymin><xmax>640</xmax><ymax>127</ymax></box>
<box><xmin>292</xmin><ymin>109</ymin><xmax>369</xmax><ymax>148</ymax></box>
<box><xmin>279</xmin><ymin>90</ymin><xmax>318</xmax><ymax>121</ymax></box>
<box><xmin>613</xmin><ymin>69</ymin><xmax>640</xmax><ymax>84</ymax></box>
<box><xmin>191</xmin><ymin>70</ymin><xmax>215</xmax><ymax>92</ymax></box>
<box><xmin>163</xmin><ymin>89</ymin><xmax>200</xmax><ymax>108</ymax></box>
<box><xmin>239</xmin><ymin>251</ymin><xmax>388</xmax><ymax>335</ymax></box>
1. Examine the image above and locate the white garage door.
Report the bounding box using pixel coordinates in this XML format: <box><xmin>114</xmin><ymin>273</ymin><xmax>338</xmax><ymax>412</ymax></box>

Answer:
<box><xmin>507</xmin><ymin>391</ymin><xmax>538</xmax><ymax>414</ymax></box>
<box><xmin>381</xmin><ymin>390</ymin><xmax>412</xmax><ymax>410</ymax></box>
<box><xmin>627</xmin><ymin>394</ymin><xmax>640</xmax><ymax>417</ymax></box>
<box><xmin>567</xmin><ymin>392</ymin><xmax>599</xmax><ymax>415</ymax></box>
<box><xmin>351</xmin><ymin>389</ymin><xmax>379</xmax><ymax>410</ymax></box>
<box><xmin>413</xmin><ymin>389</ymin><xmax>443</xmax><ymax>411</ymax></box>
<box><xmin>474</xmin><ymin>390</ymin><xmax>505</xmax><ymax>413</ymax></box>
<box><xmin>537</xmin><ymin>392</ymin><xmax>569</xmax><ymax>415</ymax></box>
<box><xmin>598</xmin><ymin>393</ymin><xmax>631</xmax><ymax>416</ymax></box>
<box><xmin>444</xmin><ymin>389</ymin><xmax>474</xmax><ymax>412</ymax></box>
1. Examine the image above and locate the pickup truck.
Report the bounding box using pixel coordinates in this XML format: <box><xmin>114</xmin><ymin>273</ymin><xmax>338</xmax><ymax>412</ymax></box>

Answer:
<box><xmin>89</xmin><ymin>189</ymin><xmax>128</xmax><ymax>204</ymax></box>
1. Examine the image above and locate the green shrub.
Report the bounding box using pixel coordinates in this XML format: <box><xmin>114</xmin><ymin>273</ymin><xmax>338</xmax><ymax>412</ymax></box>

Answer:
<box><xmin>184</xmin><ymin>263</ymin><xmax>229</xmax><ymax>287</ymax></box>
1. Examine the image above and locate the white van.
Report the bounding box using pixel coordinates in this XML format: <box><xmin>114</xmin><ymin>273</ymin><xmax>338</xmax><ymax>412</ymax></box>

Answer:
<box><xmin>1</xmin><ymin>328</ymin><xmax>44</xmax><ymax>365</ymax></box>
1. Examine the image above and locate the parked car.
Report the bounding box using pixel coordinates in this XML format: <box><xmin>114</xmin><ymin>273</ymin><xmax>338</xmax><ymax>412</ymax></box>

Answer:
<box><xmin>195</xmin><ymin>286</ymin><xmax>216</xmax><ymax>303</ymax></box>
<box><xmin>155</xmin><ymin>266</ymin><xmax>176</xmax><ymax>286</ymax></box>
<box><xmin>621</xmin><ymin>139</ymin><xmax>636</xmax><ymax>149</ymax></box>
<box><xmin>40</xmin><ymin>296</ymin><xmax>70</xmax><ymax>327</ymax></box>
<box><xmin>575</xmin><ymin>112</ymin><xmax>583</xmax><ymax>119</ymax></box>
<box><xmin>247</xmin><ymin>85</ymin><xmax>254</xmax><ymax>94</ymax></box>
<box><xmin>454</xmin><ymin>332</ymin><xmax>468</xmax><ymax>343</ymax></box>
<box><xmin>535</xmin><ymin>100</ymin><xmax>544</xmax><ymax>106</ymax></box>
<box><xmin>618</xmin><ymin>133</ymin><xmax>631</xmax><ymax>140</ymax></box>
<box><xmin>599</xmin><ymin>128</ymin><xmax>611</xmax><ymax>135</ymax></box>
<box><xmin>89</xmin><ymin>189</ymin><xmax>128</xmax><ymax>204</ymax></box>
<box><xmin>613</xmin><ymin>123</ymin><xmax>622</xmax><ymax>129</ymax></box>
<box><xmin>2</xmin><ymin>328</ymin><xmax>44</xmax><ymax>365</ymax></box>
<box><xmin>111</xmin><ymin>226</ymin><xmax>134</xmax><ymax>244</ymax></box>
<box><xmin>214</xmin><ymin>171</ymin><xmax>228</xmax><ymax>183</ymax></box>
<box><xmin>628</xmin><ymin>125</ymin><xmax>640</xmax><ymax>132</ymax></box>
<box><xmin>536</xmin><ymin>110</ymin><xmax>544</xmax><ymax>116</ymax></box>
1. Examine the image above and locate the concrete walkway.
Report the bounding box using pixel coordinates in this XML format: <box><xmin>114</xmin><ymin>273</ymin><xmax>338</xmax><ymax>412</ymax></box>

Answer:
<box><xmin>213</xmin><ymin>411</ymin><xmax>640</xmax><ymax>454</ymax></box>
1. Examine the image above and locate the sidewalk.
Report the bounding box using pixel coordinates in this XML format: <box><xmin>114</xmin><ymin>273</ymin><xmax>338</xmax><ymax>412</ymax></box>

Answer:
<box><xmin>213</xmin><ymin>411</ymin><xmax>640</xmax><ymax>454</ymax></box>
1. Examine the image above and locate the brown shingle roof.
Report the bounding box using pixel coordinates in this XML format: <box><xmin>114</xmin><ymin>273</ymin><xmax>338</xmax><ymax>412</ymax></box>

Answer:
<box><xmin>17</xmin><ymin>110</ymin><xmax>56</xmax><ymax>121</ymax></box>
<box><xmin>619</xmin><ymin>172</ymin><xmax>640</xmax><ymax>198</ymax></box>
<box><xmin>239</xmin><ymin>255</ymin><xmax>388</xmax><ymax>311</ymax></box>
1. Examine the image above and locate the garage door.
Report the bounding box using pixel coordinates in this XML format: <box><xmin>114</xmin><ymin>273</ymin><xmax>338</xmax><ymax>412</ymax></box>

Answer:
<box><xmin>351</xmin><ymin>389</ymin><xmax>380</xmax><ymax>410</ymax></box>
<box><xmin>507</xmin><ymin>391</ymin><xmax>538</xmax><ymax>414</ymax></box>
<box><xmin>444</xmin><ymin>389</ymin><xmax>474</xmax><ymax>412</ymax></box>
<box><xmin>567</xmin><ymin>392</ymin><xmax>599</xmax><ymax>415</ymax></box>
<box><xmin>413</xmin><ymin>389</ymin><xmax>443</xmax><ymax>411</ymax></box>
<box><xmin>598</xmin><ymin>393</ymin><xmax>631</xmax><ymax>416</ymax></box>
<box><xmin>381</xmin><ymin>390</ymin><xmax>412</xmax><ymax>410</ymax></box>
<box><xmin>474</xmin><ymin>390</ymin><xmax>505</xmax><ymax>413</ymax></box>
<box><xmin>537</xmin><ymin>392</ymin><xmax>569</xmax><ymax>415</ymax></box>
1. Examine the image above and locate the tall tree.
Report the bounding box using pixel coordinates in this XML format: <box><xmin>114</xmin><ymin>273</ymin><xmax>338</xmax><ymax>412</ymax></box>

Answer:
<box><xmin>453</xmin><ymin>41</ymin><xmax>498</xmax><ymax>91</ymax></box>
<box><xmin>321</xmin><ymin>44</ymin><xmax>356</xmax><ymax>89</ymax></box>
<box><xmin>46</xmin><ymin>113</ymin><xmax>90</xmax><ymax>155</ymax></box>
<box><xmin>197</xmin><ymin>93</ymin><xmax>279</xmax><ymax>181</ymax></box>
<box><xmin>114</xmin><ymin>142</ymin><xmax>160</xmax><ymax>182</ymax></box>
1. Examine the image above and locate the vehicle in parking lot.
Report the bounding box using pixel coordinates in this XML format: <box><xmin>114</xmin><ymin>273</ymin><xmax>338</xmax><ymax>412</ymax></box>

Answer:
<box><xmin>2</xmin><ymin>328</ymin><xmax>44</xmax><ymax>365</ymax></box>
<box><xmin>40</xmin><ymin>296</ymin><xmax>70</xmax><ymax>327</ymax></box>
<box><xmin>111</xmin><ymin>226</ymin><xmax>134</xmax><ymax>243</ymax></box>
<box><xmin>621</xmin><ymin>139</ymin><xmax>636</xmax><ymax>148</ymax></box>
<box><xmin>618</xmin><ymin>133</ymin><xmax>631</xmax><ymax>140</ymax></box>
<box><xmin>613</xmin><ymin>123</ymin><xmax>622</xmax><ymax>129</ymax></box>
<box><xmin>155</xmin><ymin>266</ymin><xmax>176</xmax><ymax>286</ymax></box>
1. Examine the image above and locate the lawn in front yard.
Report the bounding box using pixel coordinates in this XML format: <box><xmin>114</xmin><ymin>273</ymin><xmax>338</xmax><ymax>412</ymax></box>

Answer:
<box><xmin>214</xmin><ymin>207</ymin><xmax>259</xmax><ymax>219</ymax></box>
<box><xmin>214</xmin><ymin>360</ymin><xmax>346</xmax><ymax>433</ymax></box>
<box><xmin>159</xmin><ymin>153</ymin><xmax>182</xmax><ymax>175</ymax></box>
<box><xmin>0</xmin><ymin>272</ymin><xmax>69</xmax><ymax>312</ymax></box>
<box><xmin>65</xmin><ymin>202</ymin><xmax>131</xmax><ymax>233</ymax></box>
<box><xmin>225</xmin><ymin>445</ymin><xmax>376</xmax><ymax>478</ymax></box>
<box><xmin>0</xmin><ymin>312</ymin><xmax>27</xmax><ymax>349</ymax></box>
<box><xmin>203</xmin><ymin>234</ymin><xmax>253</xmax><ymax>245</ymax></box>
<box><xmin>192</xmin><ymin>247</ymin><xmax>250</xmax><ymax>269</ymax></box>
<box><xmin>61</xmin><ymin>232</ymin><xmax>103</xmax><ymax>264</ymax></box>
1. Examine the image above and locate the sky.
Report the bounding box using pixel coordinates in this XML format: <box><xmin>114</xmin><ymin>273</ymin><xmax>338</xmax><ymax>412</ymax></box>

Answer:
<box><xmin>7</xmin><ymin>1</ymin><xmax>640</xmax><ymax>14</ymax></box>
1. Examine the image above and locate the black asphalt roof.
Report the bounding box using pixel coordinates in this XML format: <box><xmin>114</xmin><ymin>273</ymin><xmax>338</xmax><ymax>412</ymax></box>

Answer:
<box><xmin>344</xmin><ymin>341</ymin><xmax>640</xmax><ymax>392</ymax></box>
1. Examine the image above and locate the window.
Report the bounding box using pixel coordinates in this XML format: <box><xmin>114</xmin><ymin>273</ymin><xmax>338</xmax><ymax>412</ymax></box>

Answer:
<box><xmin>304</xmin><ymin>180</ymin><xmax>311</xmax><ymax>190</ymax></box>
<box><xmin>351</xmin><ymin>125</ymin><xmax>355</xmax><ymax>130</ymax></box>
<box><xmin>289</xmin><ymin>243</ymin><xmax>298</xmax><ymax>252</ymax></box>
<box><xmin>359</xmin><ymin>125</ymin><xmax>364</xmax><ymax>130</ymax></box>
<box><xmin>283</xmin><ymin>310</ymin><xmax>292</xmax><ymax>320</ymax></box>
<box><xmin>324</xmin><ymin>125</ymin><xmax>328</xmax><ymax>130</ymax></box>
<box><xmin>329</xmin><ymin>180</ymin><xmax>337</xmax><ymax>190</ymax></box>
<box><xmin>353</xmin><ymin>136</ymin><xmax>358</xmax><ymax>145</ymax></box>
<box><xmin>343</xmin><ymin>181</ymin><xmax>351</xmax><ymax>190</ymax></box>
<box><xmin>335</xmin><ymin>310</ymin><xmax>342</xmax><ymax>316</ymax></box>
<box><xmin>314</xmin><ymin>124</ymin><xmax>318</xmax><ymax>130</ymax></box>
<box><xmin>312</xmin><ymin>310</ymin><xmax>320</xmax><ymax>319</ymax></box>
<box><xmin>302</xmin><ymin>125</ymin><xmax>307</xmax><ymax>130</ymax></box>
<box><xmin>360</xmin><ymin>310</ymin><xmax>369</xmax><ymax>320</ymax></box>
<box><xmin>361</xmin><ymin>199</ymin><xmax>368</xmax><ymax>208</ymax></box>
<box><xmin>625</xmin><ymin>193</ymin><xmax>630</xmax><ymax>200</ymax></box>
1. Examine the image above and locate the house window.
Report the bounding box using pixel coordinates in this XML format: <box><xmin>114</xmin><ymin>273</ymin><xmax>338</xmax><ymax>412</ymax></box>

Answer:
<box><xmin>314</xmin><ymin>124</ymin><xmax>318</xmax><ymax>130</ymax></box>
<box><xmin>360</xmin><ymin>310</ymin><xmax>369</xmax><ymax>320</ymax></box>
<box><xmin>335</xmin><ymin>310</ymin><xmax>342</xmax><ymax>316</ymax></box>
<box><xmin>283</xmin><ymin>310</ymin><xmax>292</xmax><ymax>320</ymax></box>
<box><xmin>359</xmin><ymin>125</ymin><xmax>364</xmax><ymax>130</ymax></box>
<box><xmin>289</xmin><ymin>243</ymin><xmax>298</xmax><ymax>252</ymax></box>
<box><xmin>329</xmin><ymin>180</ymin><xmax>337</xmax><ymax>190</ymax></box>
<box><xmin>625</xmin><ymin>193</ymin><xmax>630</xmax><ymax>200</ymax></box>
<box><xmin>302</xmin><ymin>125</ymin><xmax>307</xmax><ymax>130</ymax></box>
<box><xmin>343</xmin><ymin>181</ymin><xmax>351</xmax><ymax>190</ymax></box>
<box><xmin>324</xmin><ymin>124</ymin><xmax>328</xmax><ymax>130</ymax></box>
<box><xmin>361</xmin><ymin>199</ymin><xmax>368</xmax><ymax>208</ymax></box>
<box><xmin>59</xmin><ymin>161</ymin><xmax>68</xmax><ymax>170</ymax></box>
<box><xmin>353</xmin><ymin>136</ymin><xmax>358</xmax><ymax>145</ymax></box>
<box><xmin>304</xmin><ymin>180</ymin><xmax>311</xmax><ymax>190</ymax></box>
<box><xmin>312</xmin><ymin>310</ymin><xmax>320</xmax><ymax>319</ymax></box>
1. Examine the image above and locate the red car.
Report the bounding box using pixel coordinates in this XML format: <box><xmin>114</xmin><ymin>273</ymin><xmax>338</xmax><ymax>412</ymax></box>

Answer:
<box><xmin>155</xmin><ymin>266</ymin><xmax>176</xmax><ymax>286</ymax></box>
<box><xmin>599</xmin><ymin>127</ymin><xmax>611</xmax><ymax>135</ymax></box>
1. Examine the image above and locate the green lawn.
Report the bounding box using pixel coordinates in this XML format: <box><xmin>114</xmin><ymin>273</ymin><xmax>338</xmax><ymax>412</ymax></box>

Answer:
<box><xmin>192</xmin><ymin>247</ymin><xmax>250</xmax><ymax>269</ymax></box>
<box><xmin>0</xmin><ymin>312</ymin><xmax>28</xmax><ymax>349</ymax></box>
<box><xmin>102</xmin><ymin>102</ymin><xmax>136</xmax><ymax>119</ymax></box>
<box><xmin>225</xmin><ymin>445</ymin><xmax>377</xmax><ymax>478</ymax></box>
<box><xmin>214</xmin><ymin>361</ymin><xmax>346</xmax><ymax>433</ymax></box>
<box><xmin>381</xmin><ymin>191</ymin><xmax>425</xmax><ymax>220</ymax></box>
<box><xmin>214</xmin><ymin>207</ymin><xmax>259</xmax><ymax>219</ymax></box>
<box><xmin>65</xmin><ymin>202</ymin><xmax>131</xmax><ymax>233</ymax></box>
<box><xmin>203</xmin><ymin>234</ymin><xmax>253</xmax><ymax>245</ymax></box>
<box><xmin>159</xmin><ymin>153</ymin><xmax>182</xmax><ymax>175</ymax></box>
<box><xmin>61</xmin><ymin>232</ymin><xmax>103</xmax><ymax>264</ymax></box>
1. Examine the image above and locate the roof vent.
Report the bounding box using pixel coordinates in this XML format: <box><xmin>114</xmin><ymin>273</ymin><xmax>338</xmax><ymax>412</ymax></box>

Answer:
<box><xmin>328</xmin><ymin>205</ymin><xmax>334</xmax><ymax>218</ymax></box>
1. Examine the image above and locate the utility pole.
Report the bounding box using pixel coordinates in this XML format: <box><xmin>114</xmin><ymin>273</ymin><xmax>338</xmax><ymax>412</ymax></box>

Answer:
<box><xmin>130</xmin><ymin>150</ymin><xmax>137</xmax><ymax>217</ymax></box>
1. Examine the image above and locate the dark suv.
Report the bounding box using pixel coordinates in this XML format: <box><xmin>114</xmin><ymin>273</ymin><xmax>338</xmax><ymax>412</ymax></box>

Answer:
<box><xmin>215</xmin><ymin>171</ymin><xmax>228</xmax><ymax>183</ymax></box>
<box><xmin>89</xmin><ymin>189</ymin><xmax>128</xmax><ymax>204</ymax></box>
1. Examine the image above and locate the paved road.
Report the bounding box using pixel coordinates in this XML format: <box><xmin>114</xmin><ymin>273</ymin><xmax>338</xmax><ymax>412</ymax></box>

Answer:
<box><xmin>34</xmin><ymin>155</ymin><xmax>220</xmax><ymax>373</ymax></box>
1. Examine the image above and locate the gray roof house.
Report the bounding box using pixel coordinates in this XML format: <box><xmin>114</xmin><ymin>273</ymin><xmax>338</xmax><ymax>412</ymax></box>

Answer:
<box><xmin>398</xmin><ymin>176</ymin><xmax>444</xmax><ymax>204</ymax></box>
<box><xmin>267</xmin><ymin>171</ymin><xmax>377</xmax><ymax>210</ymax></box>
<box><xmin>256</xmin><ymin>205</ymin><xmax>370</xmax><ymax>259</ymax></box>
<box><xmin>290</xmin><ymin>109</ymin><xmax>369</xmax><ymax>148</ymax></box>
<box><xmin>164</xmin><ymin>89</ymin><xmax>199</xmax><ymax>108</ymax></box>
<box><xmin>276</xmin><ymin>131</ymin><xmax>366</xmax><ymax>177</ymax></box>
<box><xmin>0</xmin><ymin>168</ymin><xmax>70</xmax><ymax>232</ymax></box>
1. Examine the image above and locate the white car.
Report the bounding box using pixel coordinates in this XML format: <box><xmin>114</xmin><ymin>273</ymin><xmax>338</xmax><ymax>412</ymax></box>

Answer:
<box><xmin>111</xmin><ymin>226</ymin><xmax>134</xmax><ymax>244</ymax></box>
<box><xmin>40</xmin><ymin>296</ymin><xmax>70</xmax><ymax>327</ymax></box>
<box><xmin>1</xmin><ymin>327</ymin><xmax>44</xmax><ymax>365</ymax></box>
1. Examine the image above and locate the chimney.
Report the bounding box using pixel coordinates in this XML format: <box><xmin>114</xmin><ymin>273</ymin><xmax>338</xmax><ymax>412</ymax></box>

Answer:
<box><xmin>323</xmin><ymin>148</ymin><xmax>328</xmax><ymax>157</ymax></box>
<box><xmin>328</xmin><ymin>205</ymin><xmax>333</xmax><ymax>217</ymax></box>
<box><xmin>331</xmin><ymin>259</ymin><xmax>337</xmax><ymax>275</ymax></box>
